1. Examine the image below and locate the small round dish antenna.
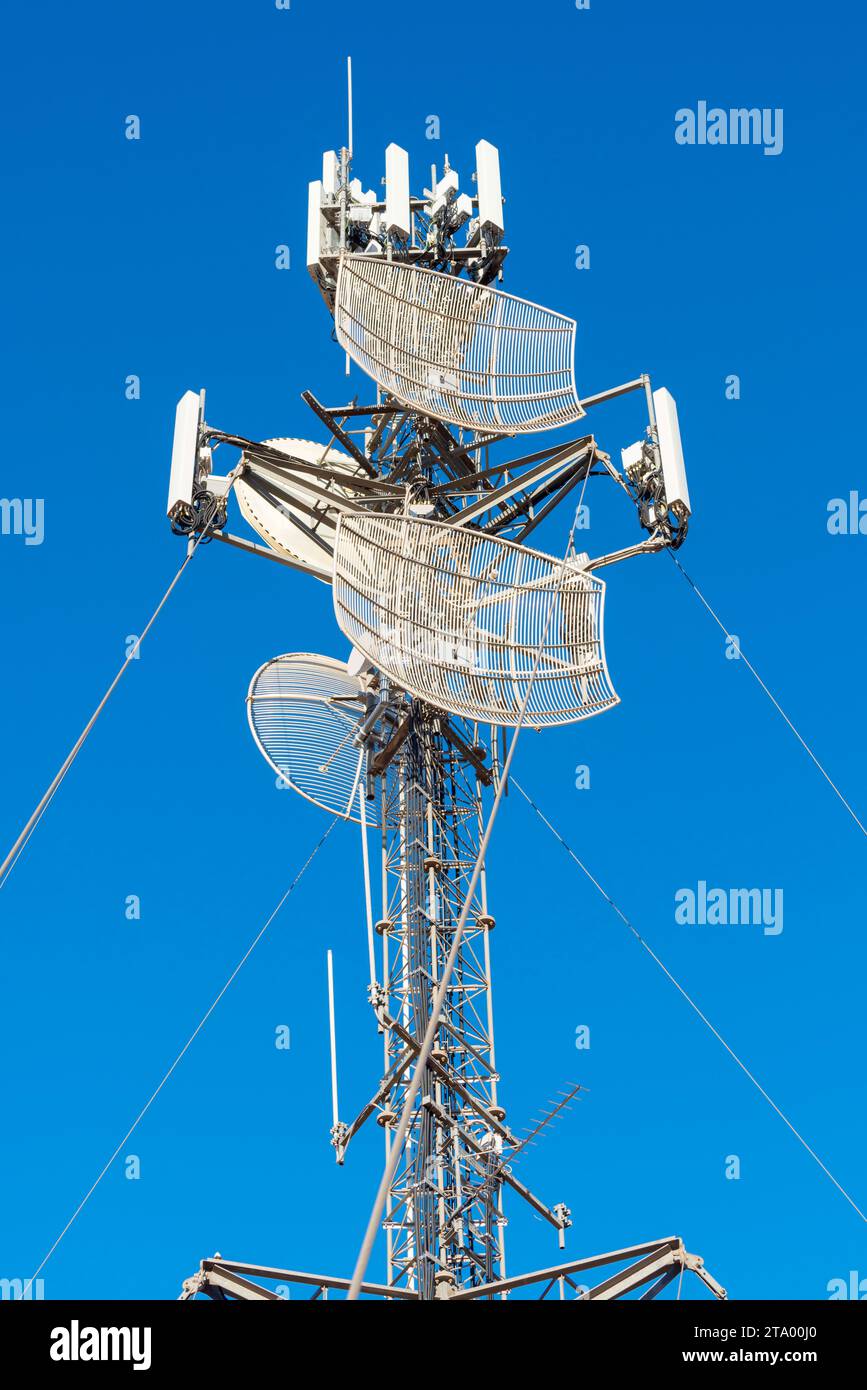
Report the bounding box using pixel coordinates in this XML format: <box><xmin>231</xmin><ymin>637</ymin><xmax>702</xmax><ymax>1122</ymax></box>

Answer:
<box><xmin>236</xmin><ymin>438</ymin><xmax>367</xmax><ymax>581</ymax></box>
<box><xmin>247</xmin><ymin>652</ymin><xmax>379</xmax><ymax>822</ymax></box>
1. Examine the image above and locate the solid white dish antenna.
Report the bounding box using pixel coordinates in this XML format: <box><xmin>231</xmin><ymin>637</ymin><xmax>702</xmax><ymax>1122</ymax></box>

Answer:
<box><xmin>334</xmin><ymin>255</ymin><xmax>587</xmax><ymax>435</ymax></box>
<box><xmin>236</xmin><ymin>438</ymin><xmax>367</xmax><ymax>582</ymax></box>
<box><xmin>332</xmin><ymin>513</ymin><xmax>618</xmax><ymax>728</ymax></box>
<box><xmin>247</xmin><ymin>652</ymin><xmax>378</xmax><ymax>823</ymax></box>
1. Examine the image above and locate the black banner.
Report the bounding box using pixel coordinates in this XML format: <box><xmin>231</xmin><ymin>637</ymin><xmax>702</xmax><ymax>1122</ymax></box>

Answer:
<box><xmin>1</xmin><ymin>1298</ymin><xmax>862</xmax><ymax>1374</ymax></box>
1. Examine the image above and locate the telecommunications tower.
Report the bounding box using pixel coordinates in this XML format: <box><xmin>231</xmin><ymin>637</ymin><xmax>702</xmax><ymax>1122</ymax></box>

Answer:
<box><xmin>173</xmin><ymin>76</ymin><xmax>725</xmax><ymax>1302</ymax></box>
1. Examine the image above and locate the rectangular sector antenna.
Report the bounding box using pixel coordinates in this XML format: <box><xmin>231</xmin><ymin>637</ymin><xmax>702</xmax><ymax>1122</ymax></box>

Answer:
<box><xmin>476</xmin><ymin>140</ymin><xmax>504</xmax><ymax>234</ymax></box>
<box><xmin>307</xmin><ymin>180</ymin><xmax>324</xmax><ymax>272</ymax></box>
<box><xmin>653</xmin><ymin>387</ymin><xmax>691</xmax><ymax>516</ymax></box>
<box><xmin>322</xmin><ymin>150</ymin><xmax>339</xmax><ymax>198</ymax></box>
<box><xmin>385</xmin><ymin>143</ymin><xmax>410</xmax><ymax>241</ymax></box>
<box><xmin>167</xmin><ymin>389</ymin><xmax>203</xmax><ymax>518</ymax></box>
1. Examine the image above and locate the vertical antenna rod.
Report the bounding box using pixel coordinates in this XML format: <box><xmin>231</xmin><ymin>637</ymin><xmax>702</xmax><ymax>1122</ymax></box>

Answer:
<box><xmin>345</xmin><ymin>53</ymin><xmax>354</xmax><ymax>380</ymax></box>
<box><xmin>347</xmin><ymin>56</ymin><xmax>353</xmax><ymax>159</ymax></box>
<box><xmin>327</xmin><ymin>949</ymin><xmax>339</xmax><ymax>1130</ymax></box>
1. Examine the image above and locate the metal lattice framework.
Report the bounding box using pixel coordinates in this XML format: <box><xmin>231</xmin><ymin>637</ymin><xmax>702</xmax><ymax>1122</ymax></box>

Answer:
<box><xmin>174</xmin><ymin>125</ymin><xmax>724</xmax><ymax>1305</ymax></box>
<box><xmin>247</xmin><ymin>653</ymin><xmax>377</xmax><ymax>823</ymax></box>
<box><xmin>334</xmin><ymin>255</ymin><xmax>587</xmax><ymax>435</ymax></box>
<box><xmin>374</xmin><ymin>714</ymin><xmax>506</xmax><ymax>1296</ymax></box>
<box><xmin>332</xmin><ymin>512</ymin><xmax>619</xmax><ymax>728</ymax></box>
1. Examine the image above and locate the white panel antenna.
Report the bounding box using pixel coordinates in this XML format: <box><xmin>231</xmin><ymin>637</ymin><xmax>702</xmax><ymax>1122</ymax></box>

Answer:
<box><xmin>322</xmin><ymin>150</ymin><xmax>339</xmax><ymax>198</ymax></box>
<box><xmin>166</xmin><ymin>389</ymin><xmax>204</xmax><ymax>519</ymax></box>
<box><xmin>385</xmin><ymin>142</ymin><xmax>410</xmax><ymax>241</ymax></box>
<box><xmin>307</xmin><ymin>180</ymin><xmax>324</xmax><ymax>273</ymax></box>
<box><xmin>307</xmin><ymin>179</ymin><xmax>340</xmax><ymax>281</ymax></box>
<box><xmin>653</xmin><ymin>386</ymin><xmax>691</xmax><ymax>516</ymax></box>
<box><xmin>476</xmin><ymin>139</ymin><xmax>504</xmax><ymax>235</ymax></box>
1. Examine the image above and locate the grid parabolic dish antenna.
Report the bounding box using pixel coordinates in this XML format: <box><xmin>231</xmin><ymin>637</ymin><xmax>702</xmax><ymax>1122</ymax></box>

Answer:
<box><xmin>247</xmin><ymin>653</ymin><xmax>378</xmax><ymax>822</ymax></box>
<box><xmin>235</xmin><ymin>438</ymin><xmax>367</xmax><ymax>581</ymax></box>
<box><xmin>332</xmin><ymin>513</ymin><xmax>618</xmax><ymax>728</ymax></box>
<box><xmin>334</xmin><ymin>254</ymin><xmax>587</xmax><ymax>435</ymax></box>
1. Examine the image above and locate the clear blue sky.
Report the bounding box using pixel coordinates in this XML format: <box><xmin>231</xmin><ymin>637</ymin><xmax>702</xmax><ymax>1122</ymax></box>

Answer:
<box><xmin>1</xmin><ymin>0</ymin><xmax>865</xmax><ymax>1300</ymax></box>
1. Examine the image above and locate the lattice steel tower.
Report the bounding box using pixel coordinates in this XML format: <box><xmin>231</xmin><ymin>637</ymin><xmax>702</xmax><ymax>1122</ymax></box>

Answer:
<box><xmin>173</xmin><ymin>83</ymin><xmax>726</xmax><ymax>1302</ymax></box>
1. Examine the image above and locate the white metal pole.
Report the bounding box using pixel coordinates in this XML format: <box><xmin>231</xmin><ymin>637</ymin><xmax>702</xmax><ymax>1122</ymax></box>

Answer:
<box><xmin>347</xmin><ymin>56</ymin><xmax>353</xmax><ymax>158</ymax></box>
<box><xmin>344</xmin><ymin>55</ymin><xmax>353</xmax><ymax>378</ymax></box>
<box><xmin>327</xmin><ymin>949</ymin><xmax>339</xmax><ymax>1130</ymax></box>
